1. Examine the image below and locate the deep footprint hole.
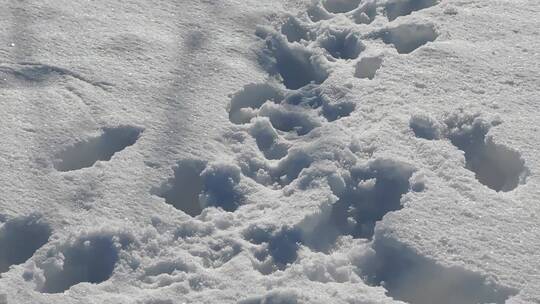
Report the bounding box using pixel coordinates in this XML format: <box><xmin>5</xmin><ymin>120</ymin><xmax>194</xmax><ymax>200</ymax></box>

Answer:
<box><xmin>244</xmin><ymin>225</ymin><xmax>302</xmax><ymax>273</ymax></box>
<box><xmin>41</xmin><ymin>234</ymin><xmax>128</xmax><ymax>293</ymax></box>
<box><xmin>340</xmin><ymin>160</ymin><xmax>415</xmax><ymax>239</ymax></box>
<box><xmin>272</xmin><ymin>150</ymin><xmax>313</xmax><ymax>186</ymax></box>
<box><xmin>319</xmin><ymin>30</ymin><xmax>365</xmax><ymax>60</ymax></box>
<box><xmin>266</xmin><ymin>227</ymin><xmax>302</xmax><ymax>270</ymax></box>
<box><xmin>156</xmin><ymin>160</ymin><xmax>244</xmax><ymax>217</ymax></box>
<box><xmin>0</xmin><ymin>215</ymin><xmax>51</xmax><ymax>274</ymax></box>
<box><xmin>446</xmin><ymin>119</ymin><xmax>527</xmax><ymax>192</ymax></box>
<box><xmin>54</xmin><ymin>126</ymin><xmax>143</xmax><ymax>172</ymax></box>
<box><xmin>302</xmin><ymin>159</ymin><xmax>416</xmax><ymax>252</ymax></box>
<box><xmin>411</xmin><ymin>114</ymin><xmax>528</xmax><ymax>192</ymax></box>
<box><xmin>261</xmin><ymin>34</ymin><xmax>329</xmax><ymax>90</ymax></box>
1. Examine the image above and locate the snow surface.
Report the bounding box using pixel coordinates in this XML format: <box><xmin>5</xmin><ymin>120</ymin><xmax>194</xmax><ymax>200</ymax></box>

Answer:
<box><xmin>0</xmin><ymin>0</ymin><xmax>539</xmax><ymax>303</ymax></box>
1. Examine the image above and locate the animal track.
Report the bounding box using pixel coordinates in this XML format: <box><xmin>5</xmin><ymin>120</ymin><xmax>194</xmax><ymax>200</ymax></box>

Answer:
<box><xmin>54</xmin><ymin>126</ymin><xmax>143</xmax><ymax>172</ymax></box>
<box><xmin>0</xmin><ymin>215</ymin><xmax>51</xmax><ymax>274</ymax></box>
<box><xmin>40</xmin><ymin>232</ymin><xmax>132</xmax><ymax>293</ymax></box>
<box><xmin>155</xmin><ymin>159</ymin><xmax>244</xmax><ymax>216</ymax></box>
<box><xmin>222</xmin><ymin>2</ymin><xmax>517</xmax><ymax>303</ymax></box>
<box><xmin>362</xmin><ymin>237</ymin><xmax>518</xmax><ymax>304</ymax></box>
<box><xmin>410</xmin><ymin>113</ymin><xmax>528</xmax><ymax>192</ymax></box>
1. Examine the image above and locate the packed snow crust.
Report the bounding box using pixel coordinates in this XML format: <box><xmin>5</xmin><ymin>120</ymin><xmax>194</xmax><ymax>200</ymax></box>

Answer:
<box><xmin>0</xmin><ymin>0</ymin><xmax>539</xmax><ymax>303</ymax></box>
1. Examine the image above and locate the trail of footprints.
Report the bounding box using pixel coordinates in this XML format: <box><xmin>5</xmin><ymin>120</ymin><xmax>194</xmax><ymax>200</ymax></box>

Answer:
<box><xmin>1</xmin><ymin>0</ymin><xmax>527</xmax><ymax>301</ymax></box>
<box><xmin>159</xmin><ymin>0</ymin><xmax>524</xmax><ymax>303</ymax></box>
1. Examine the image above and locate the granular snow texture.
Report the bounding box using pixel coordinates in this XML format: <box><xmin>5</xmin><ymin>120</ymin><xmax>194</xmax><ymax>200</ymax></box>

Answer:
<box><xmin>0</xmin><ymin>0</ymin><xmax>539</xmax><ymax>303</ymax></box>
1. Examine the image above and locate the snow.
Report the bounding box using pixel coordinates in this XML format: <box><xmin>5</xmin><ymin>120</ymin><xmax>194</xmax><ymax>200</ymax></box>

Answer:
<box><xmin>1</xmin><ymin>0</ymin><xmax>539</xmax><ymax>303</ymax></box>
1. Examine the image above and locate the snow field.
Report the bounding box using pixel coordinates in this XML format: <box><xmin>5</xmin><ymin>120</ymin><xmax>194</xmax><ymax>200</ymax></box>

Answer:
<box><xmin>0</xmin><ymin>0</ymin><xmax>536</xmax><ymax>303</ymax></box>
